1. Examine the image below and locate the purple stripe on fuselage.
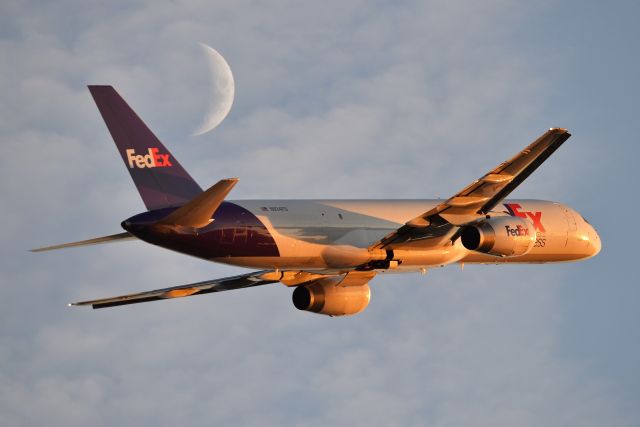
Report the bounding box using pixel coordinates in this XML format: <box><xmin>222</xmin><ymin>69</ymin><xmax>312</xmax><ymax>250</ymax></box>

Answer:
<box><xmin>122</xmin><ymin>201</ymin><xmax>279</xmax><ymax>260</ymax></box>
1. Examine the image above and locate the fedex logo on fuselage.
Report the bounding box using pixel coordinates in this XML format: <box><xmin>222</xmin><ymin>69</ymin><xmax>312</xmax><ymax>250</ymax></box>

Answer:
<box><xmin>126</xmin><ymin>148</ymin><xmax>172</xmax><ymax>169</ymax></box>
<box><xmin>504</xmin><ymin>203</ymin><xmax>545</xmax><ymax>232</ymax></box>
<box><xmin>505</xmin><ymin>224</ymin><xmax>529</xmax><ymax>236</ymax></box>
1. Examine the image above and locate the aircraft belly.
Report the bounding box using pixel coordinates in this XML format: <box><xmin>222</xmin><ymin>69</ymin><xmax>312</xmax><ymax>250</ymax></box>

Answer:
<box><xmin>268</xmin><ymin>228</ymin><xmax>378</xmax><ymax>269</ymax></box>
<box><xmin>215</xmin><ymin>256</ymin><xmax>339</xmax><ymax>270</ymax></box>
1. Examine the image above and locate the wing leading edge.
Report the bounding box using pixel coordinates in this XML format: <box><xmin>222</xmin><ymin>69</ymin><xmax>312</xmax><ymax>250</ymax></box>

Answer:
<box><xmin>373</xmin><ymin>128</ymin><xmax>571</xmax><ymax>249</ymax></box>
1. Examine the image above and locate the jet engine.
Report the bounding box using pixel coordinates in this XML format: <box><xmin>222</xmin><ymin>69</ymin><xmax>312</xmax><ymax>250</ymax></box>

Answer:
<box><xmin>292</xmin><ymin>281</ymin><xmax>371</xmax><ymax>316</ymax></box>
<box><xmin>460</xmin><ymin>216</ymin><xmax>536</xmax><ymax>257</ymax></box>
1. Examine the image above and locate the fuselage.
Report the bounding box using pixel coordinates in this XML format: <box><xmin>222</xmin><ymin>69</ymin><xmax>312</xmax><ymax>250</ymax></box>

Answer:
<box><xmin>123</xmin><ymin>198</ymin><xmax>601</xmax><ymax>273</ymax></box>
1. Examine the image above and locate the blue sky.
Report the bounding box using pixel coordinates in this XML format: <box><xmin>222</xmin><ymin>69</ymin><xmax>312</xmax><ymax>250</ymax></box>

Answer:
<box><xmin>1</xmin><ymin>0</ymin><xmax>638</xmax><ymax>425</ymax></box>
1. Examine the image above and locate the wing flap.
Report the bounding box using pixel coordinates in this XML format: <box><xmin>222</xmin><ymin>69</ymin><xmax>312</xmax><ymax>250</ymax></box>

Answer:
<box><xmin>445</xmin><ymin>196</ymin><xmax>491</xmax><ymax>207</ymax></box>
<box><xmin>480</xmin><ymin>173</ymin><xmax>513</xmax><ymax>184</ymax></box>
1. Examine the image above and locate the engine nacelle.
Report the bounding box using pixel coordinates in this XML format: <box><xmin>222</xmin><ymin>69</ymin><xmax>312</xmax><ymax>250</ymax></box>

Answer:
<box><xmin>292</xmin><ymin>281</ymin><xmax>371</xmax><ymax>316</ymax></box>
<box><xmin>460</xmin><ymin>216</ymin><xmax>535</xmax><ymax>257</ymax></box>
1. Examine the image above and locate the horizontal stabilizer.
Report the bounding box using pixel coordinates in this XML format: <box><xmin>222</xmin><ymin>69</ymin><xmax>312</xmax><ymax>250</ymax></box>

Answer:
<box><xmin>158</xmin><ymin>178</ymin><xmax>239</xmax><ymax>228</ymax></box>
<box><xmin>71</xmin><ymin>270</ymin><xmax>279</xmax><ymax>309</ymax></box>
<box><xmin>30</xmin><ymin>232</ymin><xmax>135</xmax><ymax>252</ymax></box>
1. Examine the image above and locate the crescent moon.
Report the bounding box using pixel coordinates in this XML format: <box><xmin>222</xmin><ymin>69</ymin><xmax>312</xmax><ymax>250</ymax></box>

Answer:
<box><xmin>192</xmin><ymin>43</ymin><xmax>235</xmax><ymax>136</ymax></box>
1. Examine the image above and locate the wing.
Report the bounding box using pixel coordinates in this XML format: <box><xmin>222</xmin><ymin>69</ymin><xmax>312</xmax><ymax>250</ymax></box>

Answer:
<box><xmin>374</xmin><ymin>128</ymin><xmax>571</xmax><ymax>249</ymax></box>
<box><xmin>71</xmin><ymin>270</ymin><xmax>282</xmax><ymax>309</ymax></box>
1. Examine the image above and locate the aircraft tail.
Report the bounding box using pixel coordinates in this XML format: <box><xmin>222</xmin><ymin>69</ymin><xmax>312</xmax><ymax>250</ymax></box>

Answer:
<box><xmin>88</xmin><ymin>85</ymin><xmax>203</xmax><ymax>210</ymax></box>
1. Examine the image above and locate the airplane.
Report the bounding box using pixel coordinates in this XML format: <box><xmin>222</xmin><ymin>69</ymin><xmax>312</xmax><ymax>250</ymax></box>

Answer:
<box><xmin>31</xmin><ymin>86</ymin><xmax>601</xmax><ymax>316</ymax></box>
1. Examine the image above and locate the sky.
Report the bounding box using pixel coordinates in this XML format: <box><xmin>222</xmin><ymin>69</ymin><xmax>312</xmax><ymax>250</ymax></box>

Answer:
<box><xmin>1</xmin><ymin>0</ymin><xmax>639</xmax><ymax>425</ymax></box>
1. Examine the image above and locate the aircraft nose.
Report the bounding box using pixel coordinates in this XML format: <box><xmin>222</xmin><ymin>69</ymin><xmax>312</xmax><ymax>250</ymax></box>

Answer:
<box><xmin>588</xmin><ymin>224</ymin><xmax>601</xmax><ymax>257</ymax></box>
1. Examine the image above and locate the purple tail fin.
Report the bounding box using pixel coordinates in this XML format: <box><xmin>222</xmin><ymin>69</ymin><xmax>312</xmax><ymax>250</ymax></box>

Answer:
<box><xmin>88</xmin><ymin>85</ymin><xmax>203</xmax><ymax>210</ymax></box>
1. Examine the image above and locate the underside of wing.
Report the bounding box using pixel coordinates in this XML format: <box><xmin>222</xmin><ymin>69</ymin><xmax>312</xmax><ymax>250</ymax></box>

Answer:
<box><xmin>373</xmin><ymin>128</ymin><xmax>571</xmax><ymax>249</ymax></box>
<box><xmin>71</xmin><ymin>270</ymin><xmax>281</xmax><ymax>309</ymax></box>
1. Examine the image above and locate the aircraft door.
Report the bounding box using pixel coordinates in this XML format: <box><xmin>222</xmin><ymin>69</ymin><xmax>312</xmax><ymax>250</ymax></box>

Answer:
<box><xmin>562</xmin><ymin>206</ymin><xmax>577</xmax><ymax>247</ymax></box>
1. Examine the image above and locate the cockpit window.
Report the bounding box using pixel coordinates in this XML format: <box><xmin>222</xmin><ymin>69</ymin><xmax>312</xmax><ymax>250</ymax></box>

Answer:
<box><xmin>580</xmin><ymin>215</ymin><xmax>592</xmax><ymax>225</ymax></box>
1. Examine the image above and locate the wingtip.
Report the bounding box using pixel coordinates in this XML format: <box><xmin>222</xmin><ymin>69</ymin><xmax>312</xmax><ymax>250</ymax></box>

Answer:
<box><xmin>29</xmin><ymin>247</ymin><xmax>53</xmax><ymax>253</ymax></box>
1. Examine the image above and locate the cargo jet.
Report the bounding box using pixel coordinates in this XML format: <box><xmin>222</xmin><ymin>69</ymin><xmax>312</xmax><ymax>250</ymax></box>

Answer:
<box><xmin>32</xmin><ymin>86</ymin><xmax>601</xmax><ymax>316</ymax></box>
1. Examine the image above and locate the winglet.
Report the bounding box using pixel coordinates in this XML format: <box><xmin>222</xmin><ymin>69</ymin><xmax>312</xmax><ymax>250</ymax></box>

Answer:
<box><xmin>158</xmin><ymin>178</ymin><xmax>239</xmax><ymax>228</ymax></box>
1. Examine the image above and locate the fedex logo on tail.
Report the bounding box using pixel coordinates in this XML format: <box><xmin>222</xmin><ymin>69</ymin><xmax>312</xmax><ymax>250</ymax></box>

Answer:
<box><xmin>126</xmin><ymin>148</ymin><xmax>172</xmax><ymax>169</ymax></box>
<box><xmin>504</xmin><ymin>203</ymin><xmax>545</xmax><ymax>232</ymax></box>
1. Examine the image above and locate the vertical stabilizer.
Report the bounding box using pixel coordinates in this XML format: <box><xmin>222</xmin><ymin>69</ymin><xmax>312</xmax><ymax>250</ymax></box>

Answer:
<box><xmin>88</xmin><ymin>85</ymin><xmax>203</xmax><ymax>210</ymax></box>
